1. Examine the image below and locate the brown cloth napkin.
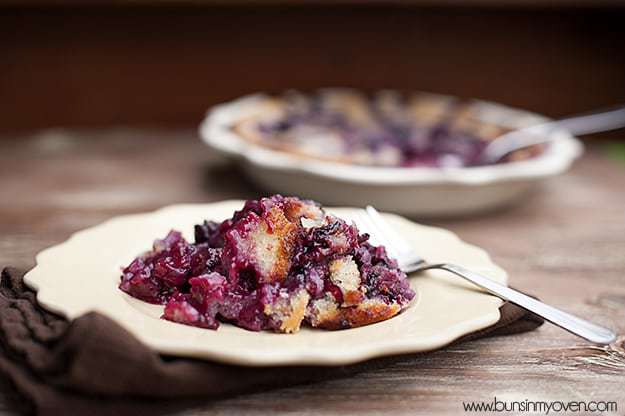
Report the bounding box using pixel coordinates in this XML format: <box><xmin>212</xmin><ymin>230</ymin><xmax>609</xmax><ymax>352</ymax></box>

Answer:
<box><xmin>0</xmin><ymin>267</ymin><xmax>543</xmax><ymax>416</ymax></box>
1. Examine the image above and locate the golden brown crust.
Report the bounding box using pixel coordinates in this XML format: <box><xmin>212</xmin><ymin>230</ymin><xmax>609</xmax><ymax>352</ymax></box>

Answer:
<box><xmin>232</xmin><ymin>116</ymin><xmax>357</xmax><ymax>165</ymax></box>
<box><xmin>264</xmin><ymin>289</ymin><xmax>310</xmax><ymax>334</ymax></box>
<box><xmin>236</xmin><ymin>128</ymin><xmax>354</xmax><ymax>164</ymax></box>
<box><xmin>342</xmin><ymin>290</ymin><xmax>366</xmax><ymax>307</ymax></box>
<box><xmin>283</xmin><ymin>198</ymin><xmax>324</xmax><ymax>224</ymax></box>
<box><xmin>328</xmin><ymin>256</ymin><xmax>364</xmax><ymax>307</ymax></box>
<box><xmin>308</xmin><ymin>297</ymin><xmax>402</xmax><ymax>330</ymax></box>
<box><xmin>266</xmin><ymin>206</ymin><xmax>298</xmax><ymax>282</ymax></box>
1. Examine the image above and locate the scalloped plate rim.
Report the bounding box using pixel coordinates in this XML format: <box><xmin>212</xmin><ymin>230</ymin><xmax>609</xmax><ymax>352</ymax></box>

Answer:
<box><xmin>24</xmin><ymin>201</ymin><xmax>508</xmax><ymax>367</ymax></box>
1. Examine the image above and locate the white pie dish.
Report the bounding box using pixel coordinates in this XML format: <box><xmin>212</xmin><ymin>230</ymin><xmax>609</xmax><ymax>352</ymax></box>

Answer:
<box><xmin>24</xmin><ymin>201</ymin><xmax>507</xmax><ymax>367</ymax></box>
<box><xmin>199</xmin><ymin>91</ymin><xmax>583</xmax><ymax>217</ymax></box>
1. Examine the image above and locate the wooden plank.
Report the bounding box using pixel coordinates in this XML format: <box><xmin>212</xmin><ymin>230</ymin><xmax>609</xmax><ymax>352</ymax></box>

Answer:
<box><xmin>0</xmin><ymin>129</ymin><xmax>624</xmax><ymax>415</ymax></box>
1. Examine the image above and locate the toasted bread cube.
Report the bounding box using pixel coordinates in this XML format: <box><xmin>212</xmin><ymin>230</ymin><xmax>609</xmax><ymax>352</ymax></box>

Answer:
<box><xmin>224</xmin><ymin>205</ymin><xmax>297</xmax><ymax>284</ymax></box>
<box><xmin>264</xmin><ymin>289</ymin><xmax>311</xmax><ymax>333</ymax></box>
<box><xmin>329</xmin><ymin>256</ymin><xmax>364</xmax><ymax>306</ymax></box>
<box><xmin>307</xmin><ymin>297</ymin><xmax>402</xmax><ymax>330</ymax></box>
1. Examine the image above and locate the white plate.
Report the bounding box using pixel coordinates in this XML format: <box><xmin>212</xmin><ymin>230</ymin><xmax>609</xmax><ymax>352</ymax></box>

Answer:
<box><xmin>24</xmin><ymin>201</ymin><xmax>506</xmax><ymax>367</ymax></box>
<box><xmin>199</xmin><ymin>91</ymin><xmax>583</xmax><ymax>217</ymax></box>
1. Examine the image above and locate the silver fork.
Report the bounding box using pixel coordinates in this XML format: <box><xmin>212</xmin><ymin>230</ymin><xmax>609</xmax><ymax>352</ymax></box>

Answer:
<box><xmin>354</xmin><ymin>206</ymin><xmax>616</xmax><ymax>345</ymax></box>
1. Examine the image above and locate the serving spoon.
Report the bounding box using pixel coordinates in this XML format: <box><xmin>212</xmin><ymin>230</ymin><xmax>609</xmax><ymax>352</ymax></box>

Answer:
<box><xmin>479</xmin><ymin>105</ymin><xmax>625</xmax><ymax>164</ymax></box>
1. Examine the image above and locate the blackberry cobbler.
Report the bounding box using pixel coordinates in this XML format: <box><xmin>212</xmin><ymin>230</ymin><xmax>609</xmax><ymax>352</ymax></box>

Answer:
<box><xmin>233</xmin><ymin>89</ymin><xmax>543</xmax><ymax>167</ymax></box>
<box><xmin>119</xmin><ymin>196</ymin><xmax>415</xmax><ymax>333</ymax></box>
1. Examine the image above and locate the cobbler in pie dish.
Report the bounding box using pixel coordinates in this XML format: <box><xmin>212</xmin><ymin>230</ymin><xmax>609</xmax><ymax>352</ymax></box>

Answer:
<box><xmin>232</xmin><ymin>89</ymin><xmax>544</xmax><ymax>168</ymax></box>
<box><xmin>119</xmin><ymin>195</ymin><xmax>415</xmax><ymax>333</ymax></box>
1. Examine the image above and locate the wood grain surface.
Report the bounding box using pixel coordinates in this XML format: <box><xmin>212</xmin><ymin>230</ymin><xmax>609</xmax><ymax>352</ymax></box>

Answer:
<box><xmin>0</xmin><ymin>129</ymin><xmax>624</xmax><ymax>415</ymax></box>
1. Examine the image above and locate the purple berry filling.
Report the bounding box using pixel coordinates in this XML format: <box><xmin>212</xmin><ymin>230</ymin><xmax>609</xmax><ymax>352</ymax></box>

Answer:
<box><xmin>120</xmin><ymin>195</ymin><xmax>415</xmax><ymax>333</ymax></box>
<box><xmin>250</xmin><ymin>91</ymin><xmax>543</xmax><ymax>168</ymax></box>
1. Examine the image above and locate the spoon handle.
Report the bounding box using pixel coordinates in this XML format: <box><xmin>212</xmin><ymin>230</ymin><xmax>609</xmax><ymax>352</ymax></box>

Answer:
<box><xmin>549</xmin><ymin>105</ymin><xmax>625</xmax><ymax>136</ymax></box>
<box><xmin>481</xmin><ymin>105</ymin><xmax>625</xmax><ymax>163</ymax></box>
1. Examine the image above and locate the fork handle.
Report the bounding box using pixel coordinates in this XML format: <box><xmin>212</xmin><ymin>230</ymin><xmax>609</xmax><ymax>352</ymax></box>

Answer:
<box><xmin>415</xmin><ymin>263</ymin><xmax>617</xmax><ymax>345</ymax></box>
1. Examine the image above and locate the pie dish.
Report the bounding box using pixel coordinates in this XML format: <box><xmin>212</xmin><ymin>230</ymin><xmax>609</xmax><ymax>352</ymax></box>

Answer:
<box><xmin>24</xmin><ymin>201</ymin><xmax>506</xmax><ymax>366</ymax></box>
<box><xmin>119</xmin><ymin>195</ymin><xmax>415</xmax><ymax>333</ymax></box>
<box><xmin>230</xmin><ymin>89</ymin><xmax>541</xmax><ymax>168</ymax></box>
<box><xmin>199</xmin><ymin>89</ymin><xmax>583</xmax><ymax>216</ymax></box>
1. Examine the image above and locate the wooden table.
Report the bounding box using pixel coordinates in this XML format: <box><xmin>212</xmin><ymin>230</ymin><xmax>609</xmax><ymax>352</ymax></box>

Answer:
<box><xmin>1</xmin><ymin>129</ymin><xmax>624</xmax><ymax>415</ymax></box>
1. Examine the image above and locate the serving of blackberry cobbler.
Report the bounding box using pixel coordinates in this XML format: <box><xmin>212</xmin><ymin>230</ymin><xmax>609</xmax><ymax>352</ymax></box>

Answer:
<box><xmin>119</xmin><ymin>195</ymin><xmax>415</xmax><ymax>333</ymax></box>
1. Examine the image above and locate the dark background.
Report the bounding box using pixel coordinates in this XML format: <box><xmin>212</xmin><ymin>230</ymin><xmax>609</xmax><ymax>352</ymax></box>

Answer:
<box><xmin>1</xmin><ymin>2</ymin><xmax>625</xmax><ymax>133</ymax></box>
